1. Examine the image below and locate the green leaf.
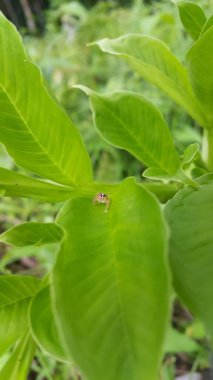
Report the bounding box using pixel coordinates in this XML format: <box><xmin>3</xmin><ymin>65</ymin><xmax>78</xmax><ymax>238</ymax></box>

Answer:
<box><xmin>165</xmin><ymin>174</ymin><xmax>213</xmax><ymax>342</ymax></box>
<box><xmin>30</xmin><ymin>286</ymin><xmax>68</xmax><ymax>361</ymax></box>
<box><xmin>0</xmin><ymin>167</ymin><xmax>77</xmax><ymax>202</ymax></box>
<box><xmin>181</xmin><ymin>143</ymin><xmax>200</xmax><ymax>169</ymax></box>
<box><xmin>200</xmin><ymin>15</ymin><xmax>213</xmax><ymax>37</ymax></box>
<box><xmin>164</xmin><ymin>327</ymin><xmax>199</xmax><ymax>354</ymax></box>
<box><xmin>92</xmin><ymin>34</ymin><xmax>206</xmax><ymax>126</ymax></box>
<box><xmin>143</xmin><ymin>143</ymin><xmax>200</xmax><ymax>188</ymax></box>
<box><xmin>143</xmin><ymin>167</ymin><xmax>173</xmax><ymax>181</ymax></box>
<box><xmin>0</xmin><ymin>222</ymin><xmax>63</xmax><ymax>247</ymax></box>
<box><xmin>52</xmin><ymin>178</ymin><xmax>170</xmax><ymax>380</ymax></box>
<box><xmin>0</xmin><ymin>167</ymin><xmax>119</xmax><ymax>203</ymax></box>
<box><xmin>140</xmin><ymin>182</ymin><xmax>179</xmax><ymax>203</ymax></box>
<box><xmin>186</xmin><ymin>26</ymin><xmax>213</xmax><ymax>124</ymax></box>
<box><xmin>0</xmin><ymin>275</ymin><xmax>40</xmax><ymax>356</ymax></box>
<box><xmin>77</xmin><ymin>87</ymin><xmax>180</xmax><ymax>175</ymax></box>
<box><xmin>0</xmin><ymin>331</ymin><xmax>35</xmax><ymax>380</ymax></box>
<box><xmin>0</xmin><ymin>12</ymin><xmax>92</xmax><ymax>186</ymax></box>
<box><xmin>174</xmin><ymin>143</ymin><xmax>200</xmax><ymax>188</ymax></box>
<box><xmin>176</xmin><ymin>1</ymin><xmax>207</xmax><ymax>40</ymax></box>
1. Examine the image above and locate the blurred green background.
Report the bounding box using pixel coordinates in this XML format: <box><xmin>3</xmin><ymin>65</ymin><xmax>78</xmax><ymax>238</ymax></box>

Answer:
<box><xmin>0</xmin><ymin>1</ymin><xmax>212</xmax><ymax>379</ymax></box>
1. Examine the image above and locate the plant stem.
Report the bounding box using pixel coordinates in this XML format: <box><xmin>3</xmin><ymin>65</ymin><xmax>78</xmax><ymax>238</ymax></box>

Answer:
<box><xmin>202</xmin><ymin>128</ymin><xmax>213</xmax><ymax>172</ymax></box>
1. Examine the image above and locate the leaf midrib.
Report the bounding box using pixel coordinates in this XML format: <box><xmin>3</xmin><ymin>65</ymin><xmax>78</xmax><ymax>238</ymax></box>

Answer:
<box><xmin>107</xmin><ymin>215</ymin><xmax>135</xmax><ymax>374</ymax></box>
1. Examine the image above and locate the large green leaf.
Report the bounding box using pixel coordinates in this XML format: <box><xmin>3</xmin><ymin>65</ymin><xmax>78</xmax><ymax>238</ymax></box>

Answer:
<box><xmin>52</xmin><ymin>178</ymin><xmax>170</xmax><ymax>380</ymax></box>
<box><xmin>92</xmin><ymin>34</ymin><xmax>206</xmax><ymax>127</ymax></box>
<box><xmin>0</xmin><ymin>12</ymin><xmax>92</xmax><ymax>186</ymax></box>
<box><xmin>30</xmin><ymin>286</ymin><xmax>68</xmax><ymax>361</ymax></box>
<box><xmin>186</xmin><ymin>26</ymin><xmax>213</xmax><ymax>124</ymax></box>
<box><xmin>0</xmin><ymin>331</ymin><xmax>35</xmax><ymax>380</ymax></box>
<box><xmin>165</xmin><ymin>174</ymin><xmax>213</xmax><ymax>342</ymax></box>
<box><xmin>0</xmin><ymin>222</ymin><xmax>63</xmax><ymax>247</ymax></box>
<box><xmin>78</xmin><ymin>87</ymin><xmax>180</xmax><ymax>175</ymax></box>
<box><xmin>176</xmin><ymin>1</ymin><xmax>207</xmax><ymax>40</ymax></box>
<box><xmin>0</xmin><ymin>275</ymin><xmax>40</xmax><ymax>356</ymax></box>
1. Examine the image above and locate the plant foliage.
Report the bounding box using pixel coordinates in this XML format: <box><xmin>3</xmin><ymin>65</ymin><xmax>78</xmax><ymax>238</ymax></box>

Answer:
<box><xmin>0</xmin><ymin>1</ymin><xmax>213</xmax><ymax>379</ymax></box>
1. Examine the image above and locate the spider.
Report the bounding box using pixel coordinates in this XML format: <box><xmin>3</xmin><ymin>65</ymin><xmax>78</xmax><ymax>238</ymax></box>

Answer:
<box><xmin>93</xmin><ymin>192</ymin><xmax>110</xmax><ymax>212</ymax></box>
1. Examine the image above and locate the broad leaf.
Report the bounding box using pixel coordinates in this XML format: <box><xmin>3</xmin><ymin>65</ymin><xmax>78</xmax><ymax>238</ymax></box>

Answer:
<box><xmin>0</xmin><ymin>222</ymin><xmax>63</xmax><ymax>247</ymax></box>
<box><xmin>176</xmin><ymin>1</ymin><xmax>207</xmax><ymax>40</ymax></box>
<box><xmin>77</xmin><ymin>87</ymin><xmax>180</xmax><ymax>175</ymax></box>
<box><xmin>186</xmin><ymin>26</ymin><xmax>213</xmax><ymax>124</ymax></box>
<box><xmin>30</xmin><ymin>286</ymin><xmax>68</xmax><ymax>361</ymax></box>
<box><xmin>165</xmin><ymin>174</ymin><xmax>213</xmax><ymax>342</ymax></box>
<box><xmin>92</xmin><ymin>34</ymin><xmax>206</xmax><ymax>127</ymax></box>
<box><xmin>0</xmin><ymin>331</ymin><xmax>35</xmax><ymax>380</ymax></box>
<box><xmin>0</xmin><ymin>275</ymin><xmax>40</xmax><ymax>356</ymax></box>
<box><xmin>0</xmin><ymin>13</ymin><xmax>92</xmax><ymax>186</ymax></box>
<box><xmin>52</xmin><ymin>178</ymin><xmax>170</xmax><ymax>380</ymax></box>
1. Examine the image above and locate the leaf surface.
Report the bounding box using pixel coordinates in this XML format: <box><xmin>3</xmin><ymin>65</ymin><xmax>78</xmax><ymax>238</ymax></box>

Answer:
<box><xmin>165</xmin><ymin>174</ymin><xmax>213</xmax><ymax>342</ymax></box>
<box><xmin>0</xmin><ymin>12</ymin><xmax>92</xmax><ymax>186</ymax></box>
<box><xmin>0</xmin><ymin>275</ymin><xmax>40</xmax><ymax>356</ymax></box>
<box><xmin>52</xmin><ymin>178</ymin><xmax>170</xmax><ymax>380</ymax></box>
<box><xmin>0</xmin><ymin>167</ymin><xmax>77</xmax><ymax>202</ymax></box>
<box><xmin>187</xmin><ymin>26</ymin><xmax>213</xmax><ymax>124</ymax></box>
<box><xmin>30</xmin><ymin>286</ymin><xmax>68</xmax><ymax>361</ymax></box>
<box><xmin>78</xmin><ymin>87</ymin><xmax>179</xmax><ymax>174</ymax></box>
<box><xmin>0</xmin><ymin>222</ymin><xmax>63</xmax><ymax>247</ymax></box>
<box><xmin>176</xmin><ymin>1</ymin><xmax>207</xmax><ymax>40</ymax></box>
<box><xmin>200</xmin><ymin>15</ymin><xmax>213</xmax><ymax>36</ymax></box>
<box><xmin>92</xmin><ymin>34</ymin><xmax>206</xmax><ymax>126</ymax></box>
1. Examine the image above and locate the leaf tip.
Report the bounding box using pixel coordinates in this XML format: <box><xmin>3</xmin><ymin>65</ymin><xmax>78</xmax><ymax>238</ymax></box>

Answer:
<box><xmin>73</xmin><ymin>84</ymin><xmax>93</xmax><ymax>96</ymax></box>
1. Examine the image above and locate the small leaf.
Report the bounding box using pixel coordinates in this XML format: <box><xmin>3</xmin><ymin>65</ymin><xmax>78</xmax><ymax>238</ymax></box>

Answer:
<box><xmin>176</xmin><ymin>1</ymin><xmax>207</xmax><ymax>40</ymax></box>
<box><xmin>0</xmin><ymin>275</ymin><xmax>40</xmax><ymax>356</ymax></box>
<box><xmin>143</xmin><ymin>167</ymin><xmax>172</xmax><ymax>181</ymax></box>
<box><xmin>52</xmin><ymin>178</ymin><xmax>170</xmax><ymax>380</ymax></box>
<box><xmin>143</xmin><ymin>143</ymin><xmax>200</xmax><ymax>188</ymax></box>
<box><xmin>187</xmin><ymin>26</ymin><xmax>213</xmax><ymax>124</ymax></box>
<box><xmin>0</xmin><ymin>12</ymin><xmax>92</xmax><ymax>186</ymax></box>
<box><xmin>165</xmin><ymin>174</ymin><xmax>213</xmax><ymax>343</ymax></box>
<box><xmin>92</xmin><ymin>34</ymin><xmax>206</xmax><ymax>126</ymax></box>
<box><xmin>77</xmin><ymin>87</ymin><xmax>180</xmax><ymax>175</ymax></box>
<box><xmin>0</xmin><ymin>222</ymin><xmax>64</xmax><ymax>247</ymax></box>
<box><xmin>30</xmin><ymin>286</ymin><xmax>68</xmax><ymax>361</ymax></box>
<box><xmin>0</xmin><ymin>331</ymin><xmax>36</xmax><ymax>380</ymax></box>
<box><xmin>164</xmin><ymin>327</ymin><xmax>199</xmax><ymax>354</ymax></box>
<box><xmin>181</xmin><ymin>143</ymin><xmax>200</xmax><ymax>168</ymax></box>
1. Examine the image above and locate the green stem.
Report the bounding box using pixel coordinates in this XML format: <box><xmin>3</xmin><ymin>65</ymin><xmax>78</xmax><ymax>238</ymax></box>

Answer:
<box><xmin>202</xmin><ymin>128</ymin><xmax>213</xmax><ymax>172</ymax></box>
